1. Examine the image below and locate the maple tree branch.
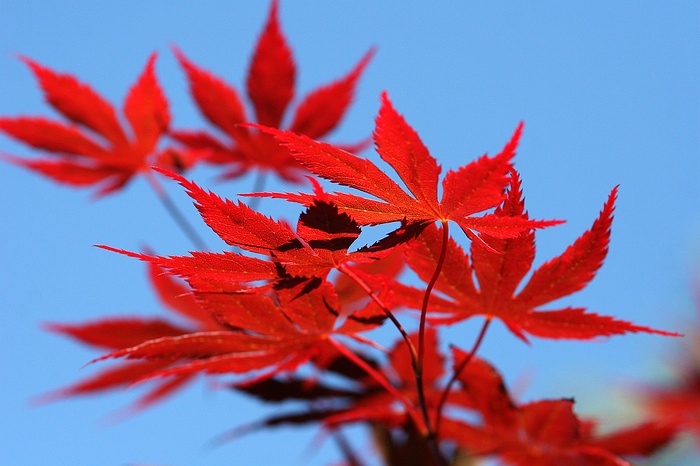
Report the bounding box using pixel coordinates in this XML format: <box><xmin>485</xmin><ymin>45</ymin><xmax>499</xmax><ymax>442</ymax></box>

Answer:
<box><xmin>434</xmin><ymin>317</ymin><xmax>492</xmax><ymax>435</ymax></box>
<box><xmin>338</xmin><ymin>263</ymin><xmax>417</xmax><ymax>362</ymax></box>
<box><xmin>328</xmin><ymin>338</ymin><xmax>424</xmax><ymax>433</ymax></box>
<box><xmin>145</xmin><ymin>171</ymin><xmax>208</xmax><ymax>250</ymax></box>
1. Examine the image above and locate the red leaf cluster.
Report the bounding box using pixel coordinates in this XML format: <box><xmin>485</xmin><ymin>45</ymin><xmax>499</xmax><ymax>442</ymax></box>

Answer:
<box><xmin>1</xmin><ymin>0</ymin><xmax>371</xmax><ymax>197</ymax></box>
<box><xmin>2</xmin><ymin>1</ymin><xmax>684</xmax><ymax>465</ymax></box>
<box><xmin>68</xmin><ymin>92</ymin><xmax>676</xmax><ymax>464</ymax></box>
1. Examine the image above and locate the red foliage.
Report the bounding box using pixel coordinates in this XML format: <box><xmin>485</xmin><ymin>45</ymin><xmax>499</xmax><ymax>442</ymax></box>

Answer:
<box><xmin>0</xmin><ymin>54</ymin><xmax>173</xmax><ymax>196</ymax></box>
<box><xmin>2</xmin><ymin>1</ymin><xmax>685</xmax><ymax>465</ymax></box>
<box><xmin>85</xmin><ymin>99</ymin><xmax>676</xmax><ymax>461</ymax></box>
<box><xmin>37</xmin><ymin>262</ymin><xmax>223</xmax><ymax>414</ymax></box>
<box><xmin>397</xmin><ymin>173</ymin><xmax>678</xmax><ymax>342</ymax></box>
<box><xmin>254</xmin><ymin>92</ymin><xmax>559</xmax><ymax>242</ymax></box>
<box><xmin>442</xmin><ymin>349</ymin><xmax>676</xmax><ymax>465</ymax></box>
<box><xmin>35</xmin><ymin>93</ymin><xmax>678</xmax><ymax>465</ymax></box>
<box><xmin>638</xmin><ymin>288</ymin><xmax>700</xmax><ymax>448</ymax></box>
<box><xmin>170</xmin><ymin>0</ymin><xmax>373</xmax><ymax>182</ymax></box>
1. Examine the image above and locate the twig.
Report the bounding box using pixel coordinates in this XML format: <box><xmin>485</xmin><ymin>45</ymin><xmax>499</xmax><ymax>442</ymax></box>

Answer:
<box><xmin>145</xmin><ymin>171</ymin><xmax>207</xmax><ymax>250</ymax></box>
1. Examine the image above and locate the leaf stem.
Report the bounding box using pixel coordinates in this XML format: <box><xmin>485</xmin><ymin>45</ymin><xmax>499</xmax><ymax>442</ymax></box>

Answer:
<box><xmin>246</xmin><ymin>170</ymin><xmax>268</xmax><ymax>212</ymax></box>
<box><xmin>338</xmin><ymin>263</ymin><xmax>417</xmax><ymax>363</ymax></box>
<box><xmin>418</xmin><ymin>221</ymin><xmax>449</xmax><ymax>369</ymax></box>
<box><xmin>332</xmin><ymin>429</ymin><xmax>365</xmax><ymax>466</ymax></box>
<box><xmin>145</xmin><ymin>171</ymin><xmax>207</xmax><ymax>250</ymax></box>
<box><xmin>434</xmin><ymin>317</ymin><xmax>492</xmax><ymax>434</ymax></box>
<box><xmin>328</xmin><ymin>338</ymin><xmax>424</xmax><ymax>433</ymax></box>
<box><xmin>415</xmin><ymin>221</ymin><xmax>449</xmax><ymax>437</ymax></box>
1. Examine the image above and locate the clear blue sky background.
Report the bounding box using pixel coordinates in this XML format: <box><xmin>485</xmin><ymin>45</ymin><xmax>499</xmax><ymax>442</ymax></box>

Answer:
<box><xmin>2</xmin><ymin>2</ymin><xmax>699</xmax><ymax>465</ymax></box>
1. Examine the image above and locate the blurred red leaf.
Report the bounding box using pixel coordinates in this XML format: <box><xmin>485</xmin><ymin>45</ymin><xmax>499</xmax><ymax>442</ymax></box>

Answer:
<box><xmin>1</xmin><ymin>54</ymin><xmax>173</xmax><ymax>196</ymax></box>
<box><xmin>171</xmin><ymin>0</ymin><xmax>373</xmax><ymax>182</ymax></box>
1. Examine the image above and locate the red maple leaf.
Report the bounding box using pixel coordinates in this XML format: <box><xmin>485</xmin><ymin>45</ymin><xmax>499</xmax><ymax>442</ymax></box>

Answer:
<box><xmin>583</xmin><ymin>419</ymin><xmax>678</xmax><ymax>459</ymax></box>
<box><xmin>441</xmin><ymin>349</ymin><xmax>676</xmax><ymax>465</ymax></box>
<box><xmin>252</xmin><ymin>91</ymin><xmax>558</xmax><ymax>243</ymax></box>
<box><xmin>0</xmin><ymin>54</ymin><xmax>173</xmax><ymax>196</ymax></box>
<box><xmin>100</xmin><ymin>170</ymin><xmax>397</xmax><ymax>296</ymax></box>
<box><xmin>171</xmin><ymin>0</ymin><xmax>373</xmax><ymax>182</ymax></box>
<box><xmin>398</xmin><ymin>171</ymin><xmax>678</xmax><ymax>341</ymax></box>
<box><xmin>36</xmin><ymin>262</ymin><xmax>223</xmax><ymax>415</ymax></box>
<box><xmin>90</xmin><ymin>174</ymin><xmax>421</xmax><ymax>420</ymax></box>
<box><xmin>88</xmin><ymin>279</ymin><xmax>388</xmax><ymax>390</ymax></box>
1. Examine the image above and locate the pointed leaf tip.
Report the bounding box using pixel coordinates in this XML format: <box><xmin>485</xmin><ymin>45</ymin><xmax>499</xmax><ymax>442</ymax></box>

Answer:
<box><xmin>247</xmin><ymin>0</ymin><xmax>295</xmax><ymax>128</ymax></box>
<box><xmin>374</xmin><ymin>89</ymin><xmax>441</xmax><ymax>213</ymax></box>
<box><xmin>289</xmin><ymin>47</ymin><xmax>376</xmax><ymax>139</ymax></box>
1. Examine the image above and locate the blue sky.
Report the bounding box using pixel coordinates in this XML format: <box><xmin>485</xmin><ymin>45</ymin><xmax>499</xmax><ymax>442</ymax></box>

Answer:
<box><xmin>2</xmin><ymin>2</ymin><xmax>699</xmax><ymax>465</ymax></box>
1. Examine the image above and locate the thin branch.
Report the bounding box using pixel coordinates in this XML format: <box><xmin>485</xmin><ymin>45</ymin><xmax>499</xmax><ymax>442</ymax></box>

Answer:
<box><xmin>246</xmin><ymin>170</ymin><xmax>268</xmax><ymax>212</ymax></box>
<box><xmin>338</xmin><ymin>263</ymin><xmax>417</xmax><ymax>363</ymax></box>
<box><xmin>342</xmin><ymin>242</ymin><xmax>449</xmax><ymax>466</ymax></box>
<box><xmin>332</xmin><ymin>429</ymin><xmax>365</xmax><ymax>466</ymax></box>
<box><xmin>145</xmin><ymin>171</ymin><xmax>207</xmax><ymax>250</ymax></box>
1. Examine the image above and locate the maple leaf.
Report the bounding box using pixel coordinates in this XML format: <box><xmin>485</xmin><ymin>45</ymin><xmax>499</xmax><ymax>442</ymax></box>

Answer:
<box><xmin>171</xmin><ymin>0</ymin><xmax>374</xmax><ymax>182</ymax></box>
<box><xmin>399</xmin><ymin>171</ymin><xmax>678</xmax><ymax>341</ymax></box>
<box><xmin>0</xmin><ymin>54</ymin><xmax>173</xmax><ymax>196</ymax></box>
<box><xmin>441</xmin><ymin>350</ymin><xmax>675</xmax><ymax>465</ymax></box>
<box><xmin>252</xmin><ymin>92</ymin><xmax>558</xmax><ymax>244</ymax></box>
<box><xmin>88</xmin><ymin>280</ymin><xmax>385</xmax><ymax>388</ymax></box>
<box><xmin>100</xmin><ymin>169</ymin><xmax>398</xmax><ymax>299</ymax></box>
<box><xmin>36</xmin><ymin>262</ymin><xmax>223</xmax><ymax>415</ymax></box>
